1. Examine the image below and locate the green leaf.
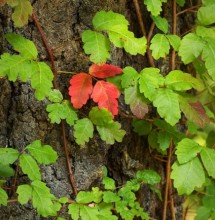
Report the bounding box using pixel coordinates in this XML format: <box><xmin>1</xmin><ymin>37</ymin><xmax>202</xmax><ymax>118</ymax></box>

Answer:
<box><xmin>148</xmin><ymin>130</ymin><xmax>159</xmax><ymax>149</ymax></box>
<box><xmin>136</xmin><ymin>170</ymin><xmax>161</xmax><ymax>185</ymax></box>
<box><xmin>92</xmin><ymin>11</ymin><xmax>147</xmax><ymax>56</ymax></box>
<box><xmin>46</xmin><ymin>101</ymin><xmax>78</xmax><ymax>125</ymax></box>
<box><xmin>8</xmin><ymin>0</ymin><xmax>33</xmax><ymax>27</ymax></box>
<box><xmin>5</xmin><ymin>33</ymin><xmax>37</xmax><ymax>59</ymax></box>
<box><xmin>178</xmin><ymin>33</ymin><xmax>204</xmax><ymax>64</ymax></box>
<box><xmin>132</xmin><ymin>119</ymin><xmax>152</xmax><ymax>136</ymax></box>
<box><xmin>96</xmin><ymin>121</ymin><xmax>126</xmax><ymax>145</ymax></box>
<box><xmin>97</xmin><ymin>203</ymin><xmax>118</xmax><ymax>220</ymax></box>
<box><xmin>166</xmin><ymin>35</ymin><xmax>181</xmax><ymax>51</ymax></box>
<box><xmin>121</xmin><ymin>66</ymin><xmax>139</xmax><ymax>88</ymax></box>
<box><xmin>68</xmin><ymin>203</ymin><xmax>80</xmax><ymax>220</ymax></box>
<box><xmin>195</xmin><ymin>206</ymin><xmax>211</xmax><ymax>220</ymax></box>
<box><xmin>0</xmin><ymin>148</ymin><xmax>19</xmax><ymax>165</ymax></box>
<box><xmin>82</xmin><ymin>30</ymin><xmax>111</xmax><ymax>64</ymax></box>
<box><xmin>139</xmin><ymin>67</ymin><xmax>164</xmax><ymax>101</ymax></box>
<box><xmin>62</xmin><ymin>100</ymin><xmax>78</xmax><ymax>125</ymax></box>
<box><xmin>17</xmin><ymin>184</ymin><xmax>32</xmax><ymax>204</ymax></box>
<box><xmin>157</xmin><ymin>131</ymin><xmax>171</xmax><ymax>151</ymax></box>
<box><xmin>171</xmin><ymin>158</ymin><xmax>205</xmax><ymax>195</ymax></box>
<box><xmin>89</xmin><ymin>107</ymin><xmax>112</xmax><ymax>126</ymax></box>
<box><xmin>197</xmin><ymin>5</ymin><xmax>215</xmax><ymax>26</ymax></box>
<box><xmin>19</xmin><ymin>154</ymin><xmax>41</xmax><ymax>181</ymax></box>
<box><xmin>151</xmin><ymin>16</ymin><xmax>168</xmax><ymax>33</ymax></box>
<box><xmin>48</xmin><ymin>89</ymin><xmax>63</xmax><ymax>103</ymax></box>
<box><xmin>115</xmin><ymin>201</ymin><xmax>136</xmax><ymax>220</ymax></box>
<box><xmin>175</xmin><ymin>138</ymin><xmax>202</xmax><ymax>164</ymax></box>
<box><xmin>202</xmin><ymin>38</ymin><xmax>215</xmax><ymax>80</ymax></box>
<box><xmin>202</xmin><ymin>0</ymin><xmax>215</xmax><ymax>6</ymax></box>
<box><xmin>26</xmin><ymin>140</ymin><xmax>58</xmax><ymax>165</ymax></box>
<box><xmin>178</xmin><ymin>96</ymin><xmax>210</xmax><ymax>128</ymax></box>
<box><xmin>31</xmin><ymin>180</ymin><xmax>58</xmax><ymax>217</ymax></box>
<box><xmin>108</xmin><ymin>27</ymin><xmax>147</xmax><ymax>55</ymax></box>
<box><xmin>76</xmin><ymin>187</ymin><xmax>103</xmax><ymax>203</ymax></box>
<box><xmin>144</xmin><ymin>0</ymin><xmax>163</xmax><ymax>16</ymax></box>
<box><xmin>125</xmin><ymin>179</ymin><xmax>140</xmax><ymax>191</ymax></box>
<box><xmin>153</xmin><ymin>88</ymin><xmax>181</xmax><ymax>126</ymax></box>
<box><xmin>0</xmin><ymin>187</ymin><xmax>8</xmax><ymax>206</ymax></box>
<box><xmin>153</xmin><ymin>118</ymin><xmax>185</xmax><ymax>143</ymax></box>
<box><xmin>200</xmin><ymin>148</ymin><xmax>215</xmax><ymax>178</ymax></box>
<box><xmin>118</xmin><ymin>187</ymin><xmax>136</xmax><ymax>204</ymax></box>
<box><xmin>150</xmin><ymin>34</ymin><xmax>170</xmax><ymax>59</ymax></box>
<box><xmin>0</xmin><ymin>163</ymin><xmax>15</xmax><ymax>177</ymax></box>
<box><xmin>46</xmin><ymin>103</ymin><xmax>64</xmax><ymax>124</ymax></box>
<box><xmin>103</xmin><ymin>191</ymin><xmax>120</xmax><ymax>203</ymax></box>
<box><xmin>176</xmin><ymin>0</ymin><xmax>185</xmax><ymax>6</ymax></box>
<box><xmin>0</xmin><ymin>53</ymin><xmax>32</xmax><ymax>82</ymax></box>
<box><xmin>102</xmin><ymin>177</ymin><xmax>115</xmax><ymax>190</ymax></box>
<box><xmin>124</xmin><ymin>85</ymin><xmax>149</xmax><ymax>119</ymax></box>
<box><xmin>202</xmin><ymin>182</ymin><xmax>215</xmax><ymax>209</ymax></box>
<box><xmin>79</xmin><ymin>205</ymin><xmax>99</xmax><ymax>220</ymax></box>
<box><xmin>165</xmin><ymin>70</ymin><xmax>204</xmax><ymax>91</ymax></box>
<box><xmin>31</xmin><ymin>62</ymin><xmax>53</xmax><ymax>100</ymax></box>
<box><xmin>58</xmin><ymin>197</ymin><xmax>68</xmax><ymax>204</ymax></box>
<box><xmin>74</xmin><ymin>118</ymin><xmax>94</xmax><ymax>145</ymax></box>
<box><xmin>93</xmin><ymin>10</ymin><xmax>129</xmax><ymax>30</ymax></box>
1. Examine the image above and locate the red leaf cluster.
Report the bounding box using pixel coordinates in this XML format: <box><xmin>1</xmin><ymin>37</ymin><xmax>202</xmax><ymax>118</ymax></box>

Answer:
<box><xmin>68</xmin><ymin>64</ymin><xmax>122</xmax><ymax>117</ymax></box>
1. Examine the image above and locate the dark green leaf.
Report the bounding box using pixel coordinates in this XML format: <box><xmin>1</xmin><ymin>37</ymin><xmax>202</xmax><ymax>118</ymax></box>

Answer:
<box><xmin>132</xmin><ymin>119</ymin><xmax>152</xmax><ymax>136</ymax></box>
<box><xmin>136</xmin><ymin>170</ymin><xmax>161</xmax><ymax>184</ymax></box>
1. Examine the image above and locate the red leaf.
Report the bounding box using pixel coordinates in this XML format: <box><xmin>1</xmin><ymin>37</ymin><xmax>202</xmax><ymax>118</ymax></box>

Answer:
<box><xmin>89</xmin><ymin>64</ymin><xmax>122</xmax><ymax>79</ymax></box>
<box><xmin>91</xmin><ymin>81</ymin><xmax>120</xmax><ymax>117</ymax></box>
<box><xmin>69</xmin><ymin>73</ymin><xmax>93</xmax><ymax>108</ymax></box>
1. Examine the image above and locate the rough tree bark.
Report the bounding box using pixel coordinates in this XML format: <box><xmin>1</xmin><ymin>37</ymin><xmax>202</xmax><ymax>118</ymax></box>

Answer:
<box><xmin>0</xmin><ymin>0</ymin><xmax>195</xmax><ymax>219</ymax></box>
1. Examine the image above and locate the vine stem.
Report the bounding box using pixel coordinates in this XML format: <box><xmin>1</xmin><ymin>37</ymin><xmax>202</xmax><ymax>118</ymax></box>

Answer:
<box><xmin>171</xmin><ymin>0</ymin><xmax>177</xmax><ymax>71</ymax></box>
<box><xmin>61</xmin><ymin>121</ymin><xmax>78</xmax><ymax>196</ymax></box>
<box><xmin>162</xmin><ymin>140</ymin><xmax>174</xmax><ymax>220</ymax></box>
<box><xmin>32</xmin><ymin>12</ymin><xmax>78</xmax><ymax>196</ymax></box>
<box><xmin>133</xmin><ymin>0</ymin><xmax>155</xmax><ymax>67</ymax></box>
<box><xmin>31</xmin><ymin>13</ymin><xmax>58</xmax><ymax>89</ymax></box>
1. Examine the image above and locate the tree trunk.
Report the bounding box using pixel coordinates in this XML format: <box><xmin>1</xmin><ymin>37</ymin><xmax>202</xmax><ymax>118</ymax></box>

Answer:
<box><xmin>0</xmin><ymin>0</ymin><xmax>190</xmax><ymax>219</ymax></box>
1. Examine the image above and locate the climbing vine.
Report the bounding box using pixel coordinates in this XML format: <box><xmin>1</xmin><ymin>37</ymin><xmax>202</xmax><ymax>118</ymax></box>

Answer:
<box><xmin>0</xmin><ymin>0</ymin><xmax>215</xmax><ymax>219</ymax></box>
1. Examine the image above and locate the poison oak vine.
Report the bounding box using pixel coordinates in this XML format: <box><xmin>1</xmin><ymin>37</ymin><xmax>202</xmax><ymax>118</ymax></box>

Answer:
<box><xmin>0</xmin><ymin>0</ymin><xmax>215</xmax><ymax>220</ymax></box>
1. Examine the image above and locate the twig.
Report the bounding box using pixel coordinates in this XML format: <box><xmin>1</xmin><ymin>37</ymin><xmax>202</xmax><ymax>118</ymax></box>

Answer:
<box><xmin>162</xmin><ymin>139</ymin><xmax>173</xmax><ymax>220</ymax></box>
<box><xmin>61</xmin><ymin>121</ymin><xmax>78</xmax><ymax>196</ymax></box>
<box><xmin>11</xmin><ymin>163</ymin><xmax>19</xmax><ymax>195</ymax></box>
<box><xmin>32</xmin><ymin>12</ymin><xmax>78</xmax><ymax>196</ymax></box>
<box><xmin>31</xmin><ymin>13</ymin><xmax>58</xmax><ymax>89</ymax></box>
<box><xmin>171</xmin><ymin>0</ymin><xmax>177</xmax><ymax>71</ymax></box>
<box><xmin>176</xmin><ymin>5</ymin><xmax>201</xmax><ymax>16</ymax></box>
<box><xmin>118</xmin><ymin>110</ymin><xmax>154</xmax><ymax>122</ymax></box>
<box><xmin>168</xmin><ymin>141</ymin><xmax>176</xmax><ymax>220</ymax></box>
<box><xmin>133</xmin><ymin>0</ymin><xmax>155</xmax><ymax>67</ymax></box>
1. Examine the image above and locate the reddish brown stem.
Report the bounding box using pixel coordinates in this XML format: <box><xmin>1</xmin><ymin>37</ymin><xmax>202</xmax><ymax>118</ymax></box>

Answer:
<box><xmin>32</xmin><ymin>12</ymin><xmax>77</xmax><ymax>196</ymax></box>
<box><xmin>31</xmin><ymin>13</ymin><xmax>58</xmax><ymax>89</ymax></box>
<box><xmin>133</xmin><ymin>0</ymin><xmax>155</xmax><ymax>67</ymax></box>
<box><xmin>171</xmin><ymin>0</ymin><xmax>177</xmax><ymax>71</ymax></box>
<box><xmin>162</xmin><ymin>140</ymin><xmax>173</xmax><ymax>220</ymax></box>
<box><xmin>61</xmin><ymin>121</ymin><xmax>78</xmax><ymax>196</ymax></box>
<box><xmin>11</xmin><ymin>163</ymin><xmax>19</xmax><ymax>195</ymax></box>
